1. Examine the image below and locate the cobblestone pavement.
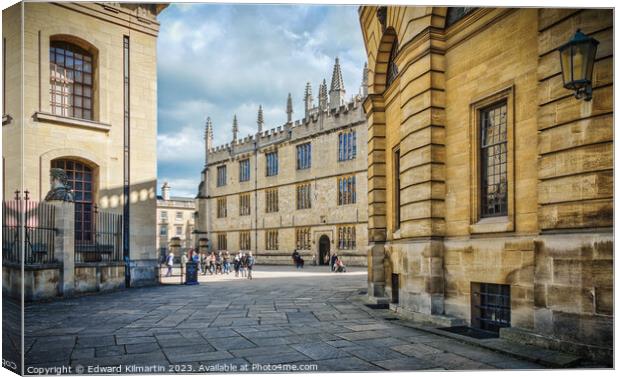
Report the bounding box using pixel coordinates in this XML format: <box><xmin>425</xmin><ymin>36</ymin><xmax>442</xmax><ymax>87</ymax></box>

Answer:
<box><xmin>23</xmin><ymin>265</ymin><xmax>545</xmax><ymax>373</ymax></box>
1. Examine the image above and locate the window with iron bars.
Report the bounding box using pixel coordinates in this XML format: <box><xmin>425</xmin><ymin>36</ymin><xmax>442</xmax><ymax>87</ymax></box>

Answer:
<box><xmin>265</xmin><ymin>229</ymin><xmax>278</xmax><ymax>250</ymax></box>
<box><xmin>239</xmin><ymin>231</ymin><xmax>251</xmax><ymax>250</ymax></box>
<box><xmin>217</xmin><ymin>165</ymin><xmax>227</xmax><ymax>187</ymax></box>
<box><xmin>480</xmin><ymin>102</ymin><xmax>508</xmax><ymax>217</ymax></box>
<box><xmin>217</xmin><ymin>233</ymin><xmax>227</xmax><ymax>250</ymax></box>
<box><xmin>265</xmin><ymin>188</ymin><xmax>278</xmax><ymax>213</ymax></box>
<box><xmin>338</xmin><ymin>131</ymin><xmax>357</xmax><ymax>161</ymax></box>
<box><xmin>296</xmin><ymin>183</ymin><xmax>312</xmax><ymax>210</ymax></box>
<box><xmin>296</xmin><ymin>142</ymin><xmax>311</xmax><ymax>170</ymax></box>
<box><xmin>266</xmin><ymin>151</ymin><xmax>278</xmax><ymax>176</ymax></box>
<box><xmin>296</xmin><ymin>227</ymin><xmax>311</xmax><ymax>250</ymax></box>
<box><xmin>239</xmin><ymin>193</ymin><xmax>251</xmax><ymax>216</ymax></box>
<box><xmin>338</xmin><ymin>175</ymin><xmax>356</xmax><ymax>205</ymax></box>
<box><xmin>217</xmin><ymin>197</ymin><xmax>227</xmax><ymax>218</ymax></box>
<box><xmin>338</xmin><ymin>225</ymin><xmax>356</xmax><ymax>250</ymax></box>
<box><xmin>239</xmin><ymin>159</ymin><xmax>250</xmax><ymax>182</ymax></box>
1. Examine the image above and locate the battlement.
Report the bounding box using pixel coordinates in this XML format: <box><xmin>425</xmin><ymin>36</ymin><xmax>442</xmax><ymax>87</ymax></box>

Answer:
<box><xmin>205</xmin><ymin>95</ymin><xmax>365</xmax><ymax>166</ymax></box>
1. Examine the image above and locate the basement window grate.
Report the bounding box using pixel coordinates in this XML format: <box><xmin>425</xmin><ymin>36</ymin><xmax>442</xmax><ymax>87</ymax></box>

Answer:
<box><xmin>471</xmin><ymin>282</ymin><xmax>511</xmax><ymax>333</ymax></box>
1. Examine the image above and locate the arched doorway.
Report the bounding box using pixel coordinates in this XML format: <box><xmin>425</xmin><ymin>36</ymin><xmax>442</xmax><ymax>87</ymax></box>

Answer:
<box><xmin>318</xmin><ymin>235</ymin><xmax>330</xmax><ymax>266</ymax></box>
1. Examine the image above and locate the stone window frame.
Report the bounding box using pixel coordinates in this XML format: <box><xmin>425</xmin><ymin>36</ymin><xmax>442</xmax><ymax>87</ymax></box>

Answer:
<box><xmin>469</xmin><ymin>83</ymin><xmax>515</xmax><ymax>234</ymax></box>
<box><xmin>216</xmin><ymin>165</ymin><xmax>227</xmax><ymax>187</ymax></box>
<box><xmin>296</xmin><ymin>182</ymin><xmax>312</xmax><ymax>210</ymax></box>
<box><xmin>296</xmin><ymin>142</ymin><xmax>312</xmax><ymax>170</ymax></box>
<box><xmin>296</xmin><ymin>227</ymin><xmax>311</xmax><ymax>250</ymax></box>
<box><xmin>265</xmin><ymin>229</ymin><xmax>278</xmax><ymax>250</ymax></box>
<box><xmin>337</xmin><ymin>225</ymin><xmax>356</xmax><ymax>250</ymax></box>
<box><xmin>239</xmin><ymin>193</ymin><xmax>251</xmax><ymax>216</ymax></box>
<box><xmin>266</xmin><ymin>151</ymin><xmax>279</xmax><ymax>176</ymax></box>
<box><xmin>175</xmin><ymin>226</ymin><xmax>182</xmax><ymax>236</ymax></box>
<box><xmin>216</xmin><ymin>197</ymin><xmax>227</xmax><ymax>218</ymax></box>
<box><xmin>265</xmin><ymin>188</ymin><xmax>279</xmax><ymax>213</ymax></box>
<box><xmin>337</xmin><ymin>174</ymin><xmax>357</xmax><ymax>205</ymax></box>
<box><xmin>159</xmin><ymin>226</ymin><xmax>167</xmax><ymax>237</ymax></box>
<box><xmin>239</xmin><ymin>231</ymin><xmax>251</xmax><ymax>250</ymax></box>
<box><xmin>160</xmin><ymin>211</ymin><xmax>167</xmax><ymax>220</ymax></box>
<box><xmin>217</xmin><ymin>233</ymin><xmax>227</xmax><ymax>251</ymax></box>
<box><xmin>239</xmin><ymin>159</ymin><xmax>250</xmax><ymax>182</ymax></box>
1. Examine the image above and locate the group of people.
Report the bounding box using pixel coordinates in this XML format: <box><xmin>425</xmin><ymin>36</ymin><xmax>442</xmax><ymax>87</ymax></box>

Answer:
<box><xmin>290</xmin><ymin>250</ymin><xmax>347</xmax><ymax>272</ymax></box>
<box><xmin>164</xmin><ymin>250</ymin><xmax>255</xmax><ymax>280</ymax></box>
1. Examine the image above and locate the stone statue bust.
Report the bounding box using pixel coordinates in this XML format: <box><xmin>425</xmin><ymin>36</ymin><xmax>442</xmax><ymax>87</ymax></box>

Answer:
<box><xmin>44</xmin><ymin>168</ymin><xmax>74</xmax><ymax>202</ymax></box>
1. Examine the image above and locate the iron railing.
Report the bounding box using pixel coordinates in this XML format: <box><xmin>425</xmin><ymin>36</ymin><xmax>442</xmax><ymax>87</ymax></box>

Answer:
<box><xmin>75</xmin><ymin>206</ymin><xmax>123</xmax><ymax>263</ymax></box>
<box><xmin>2</xmin><ymin>194</ymin><xmax>58</xmax><ymax>265</ymax></box>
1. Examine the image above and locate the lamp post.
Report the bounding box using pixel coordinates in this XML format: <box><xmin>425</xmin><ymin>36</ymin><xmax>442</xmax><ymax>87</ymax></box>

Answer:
<box><xmin>558</xmin><ymin>29</ymin><xmax>599</xmax><ymax>101</ymax></box>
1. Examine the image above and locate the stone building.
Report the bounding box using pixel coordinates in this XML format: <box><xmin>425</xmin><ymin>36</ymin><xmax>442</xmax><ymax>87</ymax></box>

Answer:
<box><xmin>2</xmin><ymin>2</ymin><xmax>167</xmax><ymax>286</ymax></box>
<box><xmin>156</xmin><ymin>182</ymin><xmax>196</xmax><ymax>260</ymax></box>
<box><xmin>359</xmin><ymin>6</ymin><xmax>613</xmax><ymax>363</ymax></box>
<box><xmin>196</xmin><ymin>59</ymin><xmax>369</xmax><ymax>266</ymax></box>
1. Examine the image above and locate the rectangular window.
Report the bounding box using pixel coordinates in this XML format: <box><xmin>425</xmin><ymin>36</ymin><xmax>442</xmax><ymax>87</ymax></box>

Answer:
<box><xmin>160</xmin><ymin>226</ymin><xmax>167</xmax><ymax>236</ymax></box>
<box><xmin>471</xmin><ymin>282</ymin><xmax>511</xmax><ymax>333</ymax></box>
<box><xmin>217</xmin><ymin>233</ymin><xmax>227</xmax><ymax>251</ymax></box>
<box><xmin>239</xmin><ymin>159</ymin><xmax>250</xmax><ymax>182</ymax></box>
<box><xmin>265</xmin><ymin>188</ymin><xmax>279</xmax><ymax>213</ymax></box>
<box><xmin>176</xmin><ymin>211</ymin><xmax>182</xmax><ymax>221</ymax></box>
<box><xmin>337</xmin><ymin>175</ymin><xmax>357</xmax><ymax>205</ymax></box>
<box><xmin>480</xmin><ymin>102</ymin><xmax>508</xmax><ymax>218</ymax></box>
<box><xmin>239</xmin><ymin>193</ymin><xmax>251</xmax><ymax>216</ymax></box>
<box><xmin>296</xmin><ymin>227</ymin><xmax>311</xmax><ymax>250</ymax></box>
<box><xmin>338</xmin><ymin>131</ymin><xmax>357</xmax><ymax>161</ymax></box>
<box><xmin>239</xmin><ymin>231</ymin><xmax>251</xmax><ymax>250</ymax></box>
<box><xmin>217</xmin><ymin>165</ymin><xmax>227</xmax><ymax>187</ymax></box>
<box><xmin>296</xmin><ymin>183</ymin><xmax>312</xmax><ymax>210</ymax></box>
<box><xmin>266</xmin><ymin>151</ymin><xmax>278</xmax><ymax>176</ymax></box>
<box><xmin>296</xmin><ymin>143</ymin><xmax>311</xmax><ymax>170</ymax></box>
<box><xmin>217</xmin><ymin>197</ymin><xmax>227</xmax><ymax>218</ymax></box>
<box><xmin>393</xmin><ymin>147</ymin><xmax>401</xmax><ymax>230</ymax></box>
<box><xmin>338</xmin><ymin>225</ymin><xmax>356</xmax><ymax>250</ymax></box>
<box><xmin>160</xmin><ymin>211</ymin><xmax>168</xmax><ymax>220</ymax></box>
<box><xmin>176</xmin><ymin>226</ymin><xmax>182</xmax><ymax>236</ymax></box>
<box><xmin>265</xmin><ymin>229</ymin><xmax>278</xmax><ymax>250</ymax></box>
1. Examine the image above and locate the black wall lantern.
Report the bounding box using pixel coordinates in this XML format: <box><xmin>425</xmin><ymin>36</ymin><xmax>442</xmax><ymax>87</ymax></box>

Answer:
<box><xmin>558</xmin><ymin>29</ymin><xmax>599</xmax><ymax>101</ymax></box>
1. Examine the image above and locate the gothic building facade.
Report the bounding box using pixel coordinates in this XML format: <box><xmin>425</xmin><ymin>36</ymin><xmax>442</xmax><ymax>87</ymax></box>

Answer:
<box><xmin>359</xmin><ymin>6</ymin><xmax>612</xmax><ymax>364</ymax></box>
<box><xmin>195</xmin><ymin>59</ymin><xmax>369</xmax><ymax>266</ymax></box>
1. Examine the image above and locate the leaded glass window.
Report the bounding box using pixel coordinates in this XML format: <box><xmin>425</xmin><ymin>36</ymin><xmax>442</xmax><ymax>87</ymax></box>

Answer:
<box><xmin>480</xmin><ymin>102</ymin><xmax>508</xmax><ymax>217</ymax></box>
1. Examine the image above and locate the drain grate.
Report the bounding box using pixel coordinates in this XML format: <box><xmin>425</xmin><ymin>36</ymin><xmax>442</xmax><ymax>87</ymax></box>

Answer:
<box><xmin>438</xmin><ymin>325</ymin><xmax>498</xmax><ymax>339</ymax></box>
<box><xmin>364</xmin><ymin>303</ymin><xmax>390</xmax><ymax>310</ymax></box>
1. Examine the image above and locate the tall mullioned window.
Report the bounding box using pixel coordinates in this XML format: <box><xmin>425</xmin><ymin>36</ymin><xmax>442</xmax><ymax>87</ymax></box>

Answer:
<box><xmin>217</xmin><ymin>233</ymin><xmax>227</xmax><ymax>250</ymax></box>
<box><xmin>296</xmin><ymin>143</ymin><xmax>311</xmax><ymax>170</ymax></box>
<box><xmin>480</xmin><ymin>102</ymin><xmax>508</xmax><ymax>217</ymax></box>
<box><xmin>49</xmin><ymin>41</ymin><xmax>94</xmax><ymax>120</ymax></box>
<box><xmin>239</xmin><ymin>159</ymin><xmax>250</xmax><ymax>182</ymax></box>
<box><xmin>239</xmin><ymin>193</ymin><xmax>251</xmax><ymax>216</ymax></box>
<box><xmin>239</xmin><ymin>231</ymin><xmax>251</xmax><ymax>250</ymax></box>
<box><xmin>217</xmin><ymin>165</ymin><xmax>227</xmax><ymax>186</ymax></box>
<box><xmin>338</xmin><ymin>131</ymin><xmax>357</xmax><ymax>161</ymax></box>
<box><xmin>266</xmin><ymin>229</ymin><xmax>278</xmax><ymax>250</ymax></box>
<box><xmin>393</xmin><ymin>147</ymin><xmax>401</xmax><ymax>230</ymax></box>
<box><xmin>296</xmin><ymin>227</ymin><xmax>311</xmax><ymax>250</ymax></box>
<box><xmin>338</xmin><ymin>175</ymin><xmax>356</xmax><ymax>205</ymax></box>
<box><xmin>265</xmin><ymin>188</ymin><xmax>278</xmax><ymax>213</ymax></box>
<box><xmin>217</xmin><ymin>197</ymin><xmax>227</xmax><ymax>218</ymax></box>
<box><xmin>296</xmin><ymin>183</ymin><xmax>312</xmax><ymax>210</ymax></box>
<box><xmin>266</xmin><ymin>151</ymin><xmax>278</xmax><ymax>176</ymax></box>
<box><xmin>338</xmin><ymin>225</ymin><xmax>356</xmax><ymax>250</ymax></box>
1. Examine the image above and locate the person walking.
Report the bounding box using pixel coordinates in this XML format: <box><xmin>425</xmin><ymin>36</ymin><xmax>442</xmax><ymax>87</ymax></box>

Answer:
<box><xmin>246</xmin><ymin>252</ymin><xmax>255</xmax><ymax>280</ymax></box>
<box><xmin>292</xmin><ymin>250</ymin><xmax>301</xmax><ymax>269</ymax></box>
<box><xmin>165</xmin><ymin>251</ymin><xmax>174</xmax><ymax>277</ymax></box>
<box><xmin>234</xmin><ymin>253</ymin><xmax>241</xmax><ymax>277</ymax></box>
<box><xmin>240</xmin><ymin>252</ymin><xmax>247</xmax><ymax>278</ymax></box>
<box><xmin>209</xmin><ymin>252</ymin><xmax>216</xmax><ymax>274</ymax></box>
<box><xmin>216</xmin><ymin>251</ymin><xmax>223</xmax><ymax>274</ymax></box>
<box><xmin>200</xmin><ymin>252</ymin><xmax>207</xmax><ymax>275</ymax></box>
<box><xmin>223</xmin><ymin>251</ymin><xmax>231</xmax><ymax>274</ymax></box>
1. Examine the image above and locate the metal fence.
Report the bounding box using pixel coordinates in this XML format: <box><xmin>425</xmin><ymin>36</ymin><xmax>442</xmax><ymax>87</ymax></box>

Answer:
<box><xmin>75</xmin><ymin>206</ymin><xmax>123</xmax><ymax>263</ymax></box>
<box><xmin>2</xmin><ymin>198</ymin><xmax>58</xmax><ymax>265</ymax></box>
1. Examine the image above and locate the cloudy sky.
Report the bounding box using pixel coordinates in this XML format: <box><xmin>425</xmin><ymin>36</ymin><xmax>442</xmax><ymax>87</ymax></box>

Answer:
<box><xmin>157</xmin><ymin>3</ymin><xmax>367</xmax><ymax>197</ymax></box>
